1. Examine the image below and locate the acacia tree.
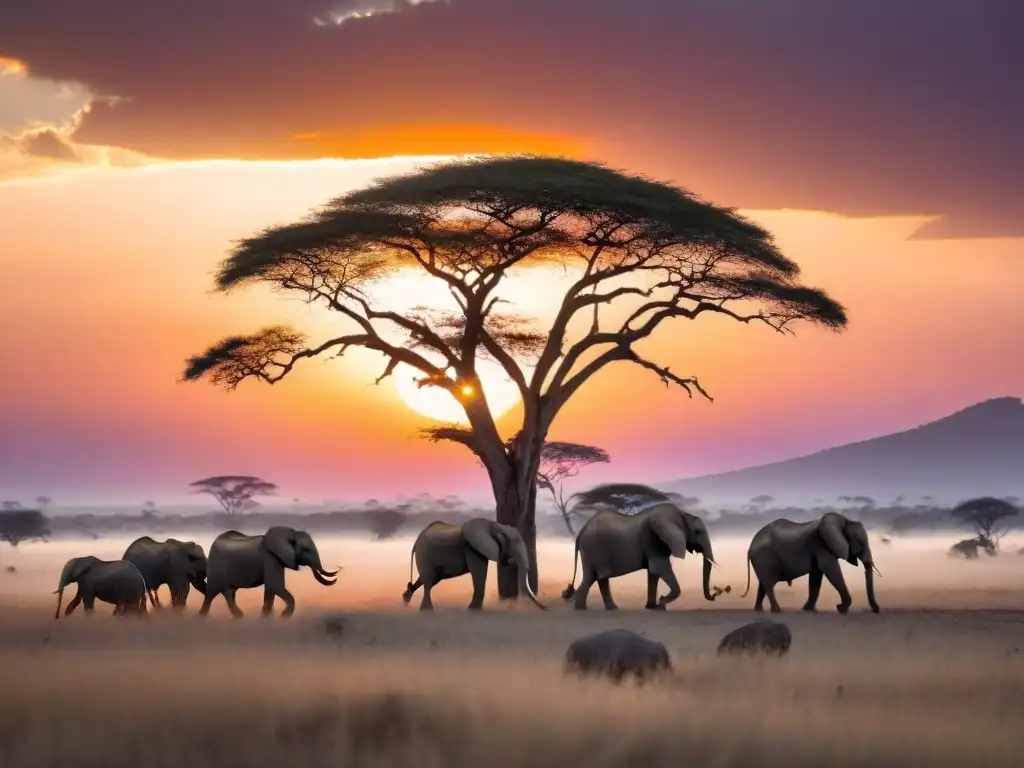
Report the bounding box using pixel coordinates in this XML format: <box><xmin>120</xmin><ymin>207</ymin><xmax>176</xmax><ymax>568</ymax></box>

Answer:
<box><xmin>951</xmin><ymin>497</ymin><xmax>1019</xmax><ymax>551</ymax></box>
<box><xmin>568</xmin><ymin>482</ymin><xmax>675</xmax><ymax>518</ymax></box>
<box><xmin>0</xmin><ymin>509</ymin><xmax>50</xmax><ymax>547</ymax></box>
<box><xmin>189</xmin><ymin>476</ymin><xmax>278</xmax><ymax>518</ymax></box>
<box><xmin>536</xmin><ymin>441</ymin><xmax>611</xmax><ymax>535</ymax></box>
<box><xmin>183</xmin><ymin>156</ymin><xmax>846</xmax><ymax>597</ymax></box>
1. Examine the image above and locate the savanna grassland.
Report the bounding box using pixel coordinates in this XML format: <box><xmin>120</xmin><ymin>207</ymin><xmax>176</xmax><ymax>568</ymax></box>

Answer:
<box><xmin>1</xmin><ymin>533</ymin><xmax>1023</xmax><ymax>767</ymax></box>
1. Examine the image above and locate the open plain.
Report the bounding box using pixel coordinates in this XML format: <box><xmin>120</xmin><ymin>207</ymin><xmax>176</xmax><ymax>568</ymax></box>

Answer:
<box><xmin>1</xmin><ymin>532</ymin><xmax>1023</xmax><ymax>767</ymax></box>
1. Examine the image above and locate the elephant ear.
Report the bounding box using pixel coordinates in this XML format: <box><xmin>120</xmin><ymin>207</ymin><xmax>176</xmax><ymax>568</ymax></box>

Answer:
<box><xmin>818</xmin><ymin>513</ymin><xmax>851</xmax><ymax>561</ymax></box>
<box><xmin>462</xmin><ymin>518</ymin><xmax>502</xmax><ymax>563</ymax></box>
<box><xmin>171</xmin><ymin>546</ymin><xmax>198</xmax><ymax>578</ymax></box>
<box><xmin>264</xmin><ymin>527</ymin><xmax>299</xmax><ymax>570</ymax></box>
<box><xmin>650</xmin><ymin>510</ymin><xmax>689</xmax><ymax>559</ymax></box>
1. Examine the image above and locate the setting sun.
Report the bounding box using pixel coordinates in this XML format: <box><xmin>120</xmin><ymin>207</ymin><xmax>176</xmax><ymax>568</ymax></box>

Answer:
<box><xmin>392</xmin><ymin>361</ymin><xmax>522</xmax><ymax>424</ymax></box>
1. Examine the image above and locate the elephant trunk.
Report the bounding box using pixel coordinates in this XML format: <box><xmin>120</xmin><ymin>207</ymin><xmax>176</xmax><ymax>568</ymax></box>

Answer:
<box><xmin>53</xmin><ymin>558</ymin><xmax>78</xmax><ymax>620</ymax></box>
<box><xmin>306</xmin><ymin>549</ymin><xmax>338</xmax><ymax>586</ymax></box>
<box><xmin>509</xmin><ymin>550</ymin><xmax>545</xmax><ymax>611</ymax></box>
<box><xmin>312</xmin><ymin>567</ymin><xmax>337</xmax><ymax>586</ymax></box>
<box><xmin>864</xmin><ymin>563</ymin><xmax>880</xmax><ymax>613</ymax></box>
<box><xmin>701</xmin><ymin>555</ymin><xmax>715</xmax><ymax>602</ymax></box>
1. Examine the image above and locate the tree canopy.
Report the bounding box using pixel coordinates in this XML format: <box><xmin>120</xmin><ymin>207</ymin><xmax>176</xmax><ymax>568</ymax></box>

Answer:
<box><xmin>951</xmin><ymin>496</ymin><xmax>1019</xmax><ymax>549</ymax></box>
<box><xmin>0</xmin><ymin>509</ymin><xmax>51</xmax><ymax>547</ymax></box>
<box><xmin>568</xmin><ymin>483</ymin><xmax>676</xmax><ymax>516</ymax></box>
<box><xmin>189</xmin><ymin>475</ymin><xmax>278</xmax><ymax>518</ymax></box>
<box><xmin>536</xmin><ymin>441</ymin><xmax>611</xmax><ymax>534</ymax></box>
<box><xmin>182</xmin><ymin>155</ymin><xmax>847</xmax><ymax>595</ymax></box>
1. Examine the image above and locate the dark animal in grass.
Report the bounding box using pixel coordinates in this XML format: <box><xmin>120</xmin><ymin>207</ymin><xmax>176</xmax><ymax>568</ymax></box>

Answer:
<box><xmin>717</xmin><ymin>620</ymin><xmax>792</xmax><ymax>657</ymax></box>
<box><xmin>564</xmin><ymin>629</ymin><xmax>673</xmax><ymax>683</ymax></box>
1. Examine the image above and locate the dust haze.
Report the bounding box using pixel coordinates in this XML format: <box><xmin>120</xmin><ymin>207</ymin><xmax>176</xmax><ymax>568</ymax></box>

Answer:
<box><xmin>2</xmin><ymin>530</ymin><xmax>1023</xmax><ymax>766</ymax></box>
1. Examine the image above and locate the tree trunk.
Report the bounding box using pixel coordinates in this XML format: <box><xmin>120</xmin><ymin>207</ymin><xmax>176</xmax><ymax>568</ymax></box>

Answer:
<box><xmin>493</xmin><ymin>468</ymin><xmax>540</xmax><ymax>600</ymax></box>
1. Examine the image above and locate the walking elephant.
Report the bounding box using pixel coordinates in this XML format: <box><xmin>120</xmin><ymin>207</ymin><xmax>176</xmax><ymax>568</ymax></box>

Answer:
<box><xmin>741</xmin><ymin>512</ymin><xmax>881</xmax><ymax>614</ymax></box>
<box><xmin>561</xmin><ymin>504</ymin><xmax>718</xmax><ymax>610</ymax></box>
<box><xmin>123</xmin><ymin>536</ymin><xmax>208</xmax><ymax>609</ymax></box>
<box><xmin>198</xmin><ymin>526</ymin><xmax>339</xmax><ymax>618</ymax></box>
<box><xmin>401</xmin><ymin>518</ymin><xmax>546</xmax><ymax>611</ymax></box>
<box><xmin>53</xmin><ymin>557</ymin><xmax>149</xmax><ymax>618</ymax></box>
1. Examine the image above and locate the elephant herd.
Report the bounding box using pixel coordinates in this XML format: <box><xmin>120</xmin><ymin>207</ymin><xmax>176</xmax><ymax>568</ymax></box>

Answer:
<box><xmin>51</xmin><ymin>505</ymin><xmax>882</xmax><ymax>619</ymax></box>
<box><xmin>53</xmin><ymin>526</ymin><xmax>339</xmax><ymax>618</ymax></box>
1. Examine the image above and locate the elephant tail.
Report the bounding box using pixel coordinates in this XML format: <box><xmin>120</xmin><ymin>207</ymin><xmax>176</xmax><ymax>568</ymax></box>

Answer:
<box><xmin>740</xmin><ymin>554</ymin><xmax>752</xmax><ymax>598</ymax></box>
<box><xmin>407</xmin><ymin>538</ymin><xmax>419</xmax><ymax>594</ymax></box>
<box><xmin>561</xmin><ymin>534</ymin><xmax>582</xmax><ymax>600</ymax></box>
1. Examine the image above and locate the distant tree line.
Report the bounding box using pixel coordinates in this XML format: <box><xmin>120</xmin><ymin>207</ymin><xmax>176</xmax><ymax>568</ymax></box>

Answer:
<box><xmin>4</xmin><ymin>483</ymin><xmax>1020</xmax><ymax>548</ymax></box>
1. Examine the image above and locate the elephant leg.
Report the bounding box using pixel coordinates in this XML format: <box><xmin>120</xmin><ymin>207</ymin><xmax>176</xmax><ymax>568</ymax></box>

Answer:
<box><xmin>197</xmin><ymin>591</ymin><xmax>217</xmax><ymax>616</ymax></box>
<box><xmin>644</xmin><ymin>572</ymin><xmax>661</xmax><ymax>609</ymax></box>
<box><xmin>169</xmin><ymin>583</ymin><xmax>190</xmax><ymax>610</ymax></box>
<box><xmin>754</xmin><ymin>583</ymin><xmax>766</xmax><ymax>611</ymax></box>
<box><xmin>572</xmin><ymin>568</ymin><xmax>597</xmax><ymax>610</ymax></box>
<box><xmin>803</xmin><ymin>566</ymin><xmax>823</xmax><ymax>611</ymax></box>
<box><xmin>223</xmin><ymin>588</ymin><xmax>244</xmax><ymax>619</ymax></box>
<box><xmin>64</xmin><ymin>594</ymin><xmax>82</xmax><ymax>616</ymax></box>
<box><xmin>149</xmin><ymin>589</ymin><xmax>162</xmax><ymax>609</ymax></box>
<box><xmin>648</xmin><ymin>557</ymin><xmax>681</xmax><ymax>607</ymax></box>
<box><xmin>82</xmin><ymin>593</ymin><xmax>96</xmax><ymax>614</ymax></box>
<box><xmin>466</xmin><ymin>551</ymin><xmax>488</xmax><ymax>610</ymax></box>
<box><xmin>763</xmin><ymin>582</ymin><xmax>783</xmax><ymax>613</ymax></box>
<box><xmin>261</xmin><ymin>586</ymin><xmax>275</xmax><ymax>616</ymax></box>
<box><xmin>819</xmin><ymin>558</ymin><xmax>852</xmax><ymax>614</ymax></box>
<box><xmin>420</xmin><ymin>577</ymin><xmax>437</xmax><ymax>611</ymax></box>
<box><xmin>596</xmin><ymin>578</ymin><xmax>618</xmax><ymax>610</ymax></box>
<box><xmin>277</xmin><ymin>587</ymin><xmax>296</xmax><ymax>618</ymax></box>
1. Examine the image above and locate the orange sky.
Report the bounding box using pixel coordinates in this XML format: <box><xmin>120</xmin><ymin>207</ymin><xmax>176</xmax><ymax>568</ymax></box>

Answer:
<box><xmin>0</xmin><ymin>1</ymin><xmax>1021</xmax><ymax>505</ymax></box>
<box><xmin>0</xmin><ymin>156</ymin><xmax>1020</xmax><ymax>505</ymax></box>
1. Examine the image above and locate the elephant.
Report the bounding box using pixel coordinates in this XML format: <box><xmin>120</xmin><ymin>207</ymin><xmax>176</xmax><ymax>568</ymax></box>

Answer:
<box><xmin>561</xmin><ymin>504</ymin><xmax>718</xmax><ymax>610</ymax></box>
<box><xmin>741</xmin><ymin>512</ymin><xmax>881</xmax><ymax>614</ymax></box>
<box><xmin>198</xmin><ymin>526</ymin><xmax>339</xmax><ymax>618</ymax></box>
<box><xmin>53</xmin><ymin>557</ymin><xmax>149</xmax><ymax>618</ymax></box>
<box><xmin>122</xmin><ymin>536</ymin><xmax>208</xmax><ymax>609</ymax></box>
<box><xmin>401</xmin><ymin>518</ymin><xmax>546</xmax><ymax>611</ymax></box>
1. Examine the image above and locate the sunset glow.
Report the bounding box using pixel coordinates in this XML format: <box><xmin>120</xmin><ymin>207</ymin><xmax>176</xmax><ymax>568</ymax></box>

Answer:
<box><xmin>392</xmin><ymin>361</ymin><xmax>523</xmax><ymax>425</ymax></box>
<box><xmin>0</xmin><ymin>1</ymin><xmax>1019</xmax><ymax>506</ymax></box>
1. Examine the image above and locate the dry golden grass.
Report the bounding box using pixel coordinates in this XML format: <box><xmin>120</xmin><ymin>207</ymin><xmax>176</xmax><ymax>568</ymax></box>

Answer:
<box><xmin>2</xmin><ymin>532</ymin><xmax>1024</xmax><ymax>766</ymax></box>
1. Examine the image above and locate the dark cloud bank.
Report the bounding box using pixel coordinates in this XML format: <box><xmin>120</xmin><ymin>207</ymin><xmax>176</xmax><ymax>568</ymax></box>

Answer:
<box><xmin>1</xmin><ymin>0</ymin><xmax>1021</xmax><ymax>238</ymax></box>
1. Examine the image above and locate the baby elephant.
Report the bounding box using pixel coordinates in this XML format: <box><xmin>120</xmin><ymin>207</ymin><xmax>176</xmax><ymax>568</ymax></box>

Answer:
<box><xmin>717</xmin><ymin>620</ymin><xmax>792</xmax><ymax>657</ymax></box>
<box><xmin>53</xmin><ymin>556</ymin><xmax>149</xmax><ymax>618</ymax></box>
<box><xmin>564</xmin><ymin>629</ymin><xmax>673</xmax><ymax>684</ymax></box>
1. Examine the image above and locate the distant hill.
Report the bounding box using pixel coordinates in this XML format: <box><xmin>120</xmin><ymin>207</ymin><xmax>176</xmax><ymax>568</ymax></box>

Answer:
<box><xmin>663</xmin><ymin>397</ymin><xmax>1024</xmax><ymax>506</ymax></box>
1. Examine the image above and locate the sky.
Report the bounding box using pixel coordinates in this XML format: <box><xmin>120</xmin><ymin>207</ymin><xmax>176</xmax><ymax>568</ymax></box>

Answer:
<box><xmin>0</xmin><ymin>1</ymin><xmax>1021</xmax><ymax>507</ymax></box>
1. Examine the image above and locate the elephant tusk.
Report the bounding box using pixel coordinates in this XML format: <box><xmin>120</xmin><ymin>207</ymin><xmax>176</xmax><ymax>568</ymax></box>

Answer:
<box><xmin>872</xmin><ymin>565</ymin><xmax>883</xmax><ymax>578</ymax></box>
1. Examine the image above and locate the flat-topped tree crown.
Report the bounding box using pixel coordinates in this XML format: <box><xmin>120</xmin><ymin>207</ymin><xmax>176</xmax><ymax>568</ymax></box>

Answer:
<box><xmin>183</xmin><ymin>154</ymin><xmax>847</xmax><ymax>598</ymax></box>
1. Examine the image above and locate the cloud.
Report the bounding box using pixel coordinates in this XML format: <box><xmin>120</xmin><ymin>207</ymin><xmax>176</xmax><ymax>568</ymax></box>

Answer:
<box><xmin>0</xmin><ymin>56</ymin><xmax>152</xmax><ymax>181</ymax></box>
<box><xmin>17</xmin><ymin>128</ymin><xmax>79</xmax><ymax>160</ymax></box>
<box><xmin>313</xmin><ymin>0</ymin><xmax>447</xmax><ymax>27</ymax></box>
<box><xmin>0</xmin><ymin>1</ymin><xmax>1020</xmax><ymax>238</ymax></box>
